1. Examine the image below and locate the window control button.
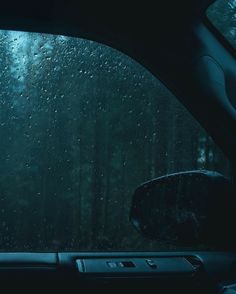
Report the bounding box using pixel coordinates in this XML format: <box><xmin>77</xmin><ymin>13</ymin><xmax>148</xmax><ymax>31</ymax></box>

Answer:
<box><xmin>146</xmin><ymin>259</ymin><xmax>157</xmax><ymax>269</ymax></box>
<box><xmin>107</xmin><ymin>262</ymin><xmax>118</xmax><ymax>268</ymax></box>
<box><xmin>119</xmin><ymin>261</ymin><xmax>135</xmax><ymax>268</ymax></box>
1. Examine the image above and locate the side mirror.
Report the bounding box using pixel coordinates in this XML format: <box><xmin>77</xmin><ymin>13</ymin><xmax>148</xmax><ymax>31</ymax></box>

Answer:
<box><xmin>130</xmin><ymin>170</ymin><xmax>235</xmax><ymax>249</ymax></box>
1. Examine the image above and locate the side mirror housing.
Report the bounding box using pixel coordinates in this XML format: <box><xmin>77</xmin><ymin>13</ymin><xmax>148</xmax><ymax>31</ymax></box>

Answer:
<box><xmin>130</xmin><ymin>170</ymin><xmax>235</xmax><ymax>249</ymax></box>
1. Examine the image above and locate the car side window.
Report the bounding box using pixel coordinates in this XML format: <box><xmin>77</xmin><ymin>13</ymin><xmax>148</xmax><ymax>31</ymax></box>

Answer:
<box><xmin>0</xmin><ymin>30</ymin><xmax>230</xmax><ymax>251</ymax></box>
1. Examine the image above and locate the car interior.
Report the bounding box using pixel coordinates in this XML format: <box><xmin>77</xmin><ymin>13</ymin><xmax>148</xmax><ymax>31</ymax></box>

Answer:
<box><xmin>0</xmin><ymin>0</ymin><xmax>235</xmax><ymax>293</ymax></box>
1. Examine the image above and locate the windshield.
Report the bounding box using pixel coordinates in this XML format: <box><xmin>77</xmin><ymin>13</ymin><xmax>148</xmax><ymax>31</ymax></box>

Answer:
<box><xmin>207</xmin><ymin>0</ymin><xmax>236</xmax><ymax>49</ymax></box>
<box><xmin>0</xmin><ymin>30</ymin><xmax>230</xmax><ymax>251</ymax></box>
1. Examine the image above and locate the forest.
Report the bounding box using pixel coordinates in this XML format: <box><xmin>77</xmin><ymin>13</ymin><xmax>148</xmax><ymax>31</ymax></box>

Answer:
<box><xmin>0</xmin><ymin>0</ymin><xmax>234</xmax><ymax>251</ymax></box>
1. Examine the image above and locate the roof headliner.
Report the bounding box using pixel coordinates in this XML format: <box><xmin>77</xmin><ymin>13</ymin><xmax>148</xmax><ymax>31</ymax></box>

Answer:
<box><xmin>0</xmin><ymin>1</ymin><xmax>214</xmax><ymax>37</ymax></box>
